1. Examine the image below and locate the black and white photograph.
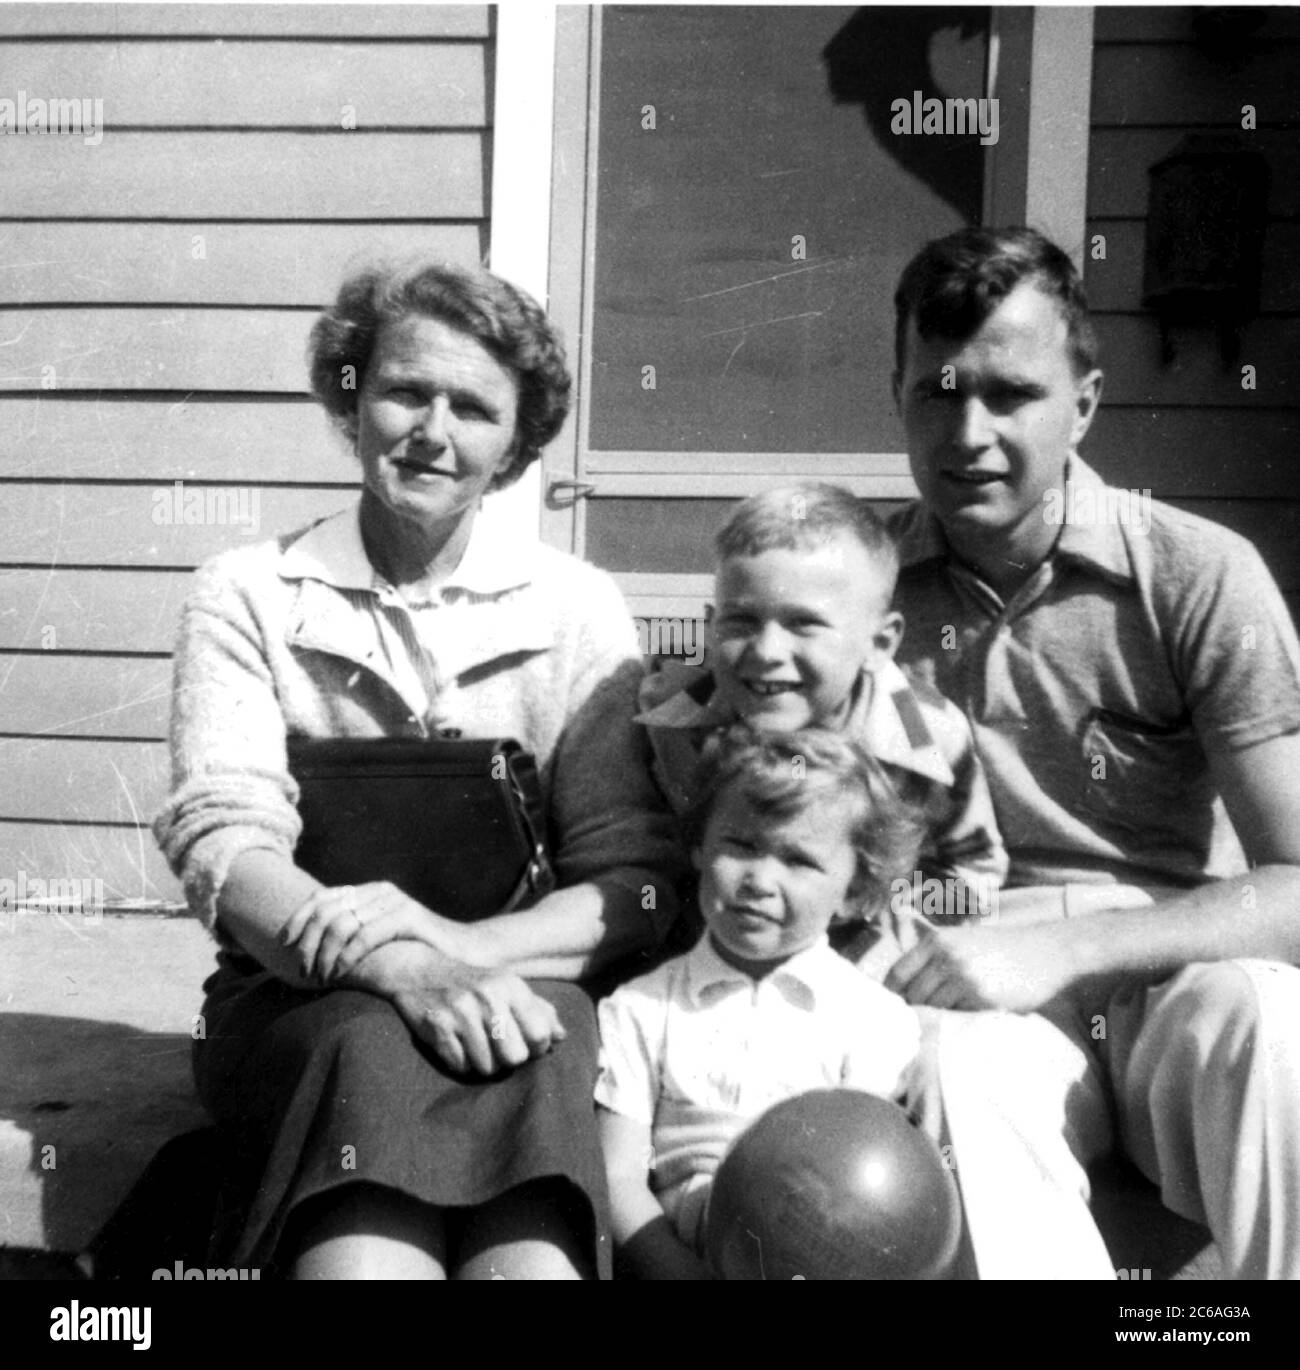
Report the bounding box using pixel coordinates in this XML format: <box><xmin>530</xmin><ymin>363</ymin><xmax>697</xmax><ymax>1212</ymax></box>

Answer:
<box><xmin>0</xmin><ymin>0</ymin><xmax>1296</xmax><ymax>1332</ymax></box>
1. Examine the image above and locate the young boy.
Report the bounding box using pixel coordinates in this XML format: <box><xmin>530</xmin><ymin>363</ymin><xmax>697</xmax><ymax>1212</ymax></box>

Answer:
<box><xmin>595</xmin><ymin>728</ymin><xmax>930</xmax><ymax>1279</ymax></box>
<box><xmin>637</xmin><ymin>481</ymin><xmax>1006</xmax><ymax>961</ymax></box>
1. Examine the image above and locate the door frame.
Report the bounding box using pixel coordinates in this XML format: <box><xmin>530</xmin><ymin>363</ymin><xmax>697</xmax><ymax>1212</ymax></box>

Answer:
<box><xmin>542</xmin><ymin>5</ymin><xmax>1094</xmax><ymax>619</ymax></box>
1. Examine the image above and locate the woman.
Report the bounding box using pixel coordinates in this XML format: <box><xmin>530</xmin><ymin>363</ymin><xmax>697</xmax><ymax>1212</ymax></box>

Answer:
<box><xmin>154</xmin><ymin>262</ymin><xmax>684</xmax><ymax>1279</ymax></box>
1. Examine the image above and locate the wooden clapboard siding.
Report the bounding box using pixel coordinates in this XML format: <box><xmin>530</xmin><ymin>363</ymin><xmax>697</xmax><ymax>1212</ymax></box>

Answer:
<box><xmin>0</xmin><ymin>821</ymin><xmax>177</xmax><ymax>904</ymax></box>
<box><xmin>1093</xmin><ymin>7</ymin><xmax>1300</xmax><ymax>44</ymax></box>
<box><xmin>3</xmin><ymin>132</ymin><xmax>485</xmax><ymax>218</ymax></box>
<box><xmin>0</xmin><ymin>308</ymin><xmax>313</xmax><ymax>391</ymax></box>
<box><xmin>1090</xmin><ymin>43</ymin><xmax>1300</xmax><ymax>127</ymax></box>
<box><xmin>0</xmin><ymin>736</ymin><xmax>168</xmax><ymax>824</ymax></box>
<box><xmin>2</xmin><ymin>42</ymin><xmax>488</xmax><ymax>126</ymax></box>
<box><xmin>0</xmin><ymin>655</ymin><xmax>171</xmax><ymax>737</ymax></box>
<box><xmin>1</xmin><ymin>485</ymin><xmax>353</xmax><ymax>566</ymax></box>
<box><xmin>1084</xmin><ymin>8</ymin><xmax>1300</xmax><ymax>619</ymax></box>
<box><xmin>1</xmin><ymin>734</ymin><xmax>173</xmax><ymax>886</ymax></box>
<box><xmin>0</xmin><ymin>224</ymin><xmax>485</xmax><ymax>306</ymax></box>
<box><xmin>0</xmin><ymin>398</ymin><xmax>348</xmax><ymax>482</ymax></box>
<box><xmin>1084</xmin><ymin>408</ymin><xmax>1300</xmax><ymax>498</ymax></box>
<box><xmin>1088</xmin><ymin>220</ymin><xmax>1300</xmax><ymax>315</ymax></box>
<box><xmin>1088</xmin><ymin>131</ymin><xmax>1300</xmax><ymax>219</ymax></box>
<box><xmin>0</xmin><ymin>569</ymin><xmax>192</xmax><ymax>653</ymax></box>
<box><xmin>1091</xmin><ymin>317</ymin><xmax>1299</xmax><ymax>407</ymax></box>
<box><xmin>0</xmin><ymin>4</ymin><xmax>491</xmax><ymax>39</ymax></box>
<box><xmin>0</xmin><ymin>6</ymin><xmax>493</xmax><ymax>903</ymax></box>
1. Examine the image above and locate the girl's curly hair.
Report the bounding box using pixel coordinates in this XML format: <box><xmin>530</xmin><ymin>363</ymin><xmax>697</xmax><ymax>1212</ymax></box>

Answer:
<box><xmin>684</xmin><ymin>725</ymin><xmax>926</xmax><ymax>923</ymax></box>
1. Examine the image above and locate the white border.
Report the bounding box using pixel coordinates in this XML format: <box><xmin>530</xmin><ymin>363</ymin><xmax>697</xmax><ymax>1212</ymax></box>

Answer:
<box><xmin>486</xmin><ymin>2</ymin><xmax>558</xmax><ymax>539</ymax></box>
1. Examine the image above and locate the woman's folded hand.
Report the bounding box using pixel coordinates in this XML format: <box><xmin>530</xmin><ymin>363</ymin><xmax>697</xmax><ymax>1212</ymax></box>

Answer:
<box><xmin>281</xmin><ymin>880</ymin><xmax>472</xmax><ymax>985</ymax></box>
<box><xmin>279</xmin><ymin>885</ymin><xmax>565</xmax><ymax>1074</ymax></box>
<box><xmin>386</xmin><ymin>946</ymin><xmax>568</xmax><ymax>1075</ymax></box>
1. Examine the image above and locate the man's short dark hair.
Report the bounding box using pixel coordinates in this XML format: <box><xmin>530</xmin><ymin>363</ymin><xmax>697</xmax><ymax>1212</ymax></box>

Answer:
<box><xmin>893</xmin><ymin>226</ymin><xmax>1099</xmax><ymax>378</ymax></box>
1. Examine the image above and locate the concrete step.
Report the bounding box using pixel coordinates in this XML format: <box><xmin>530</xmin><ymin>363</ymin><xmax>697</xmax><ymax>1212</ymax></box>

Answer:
<box><xmin>1</xmin><ymin>905</ymin><xmax>1218</xmax><ymax>1277</ymax></box>
<box><xmin>0</xmin><ymin>909</ymin><xmax>213</xmax><ymax>1253</ymax></box>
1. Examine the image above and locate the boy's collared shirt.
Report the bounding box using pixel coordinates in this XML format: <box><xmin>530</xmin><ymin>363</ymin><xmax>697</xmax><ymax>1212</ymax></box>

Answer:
<box><xmin>595</xmin><ymin>933</ymin><xmax>921</xmax><ymax>1202</ymax></box>
<box><xmin>636</xmin><ymin>657</ymin><xmax>1008</xmax><ymax>892</ymax></box>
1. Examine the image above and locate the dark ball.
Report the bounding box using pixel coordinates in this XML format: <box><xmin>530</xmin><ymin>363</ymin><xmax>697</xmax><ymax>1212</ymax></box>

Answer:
<box><xmin>704</xmin><ymin>1089</ymin><xmax>962</xmax><ymax>1280</ymax></box>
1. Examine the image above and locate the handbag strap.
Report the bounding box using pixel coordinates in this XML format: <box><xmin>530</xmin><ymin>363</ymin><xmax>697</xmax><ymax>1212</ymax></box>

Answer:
<box><xmin>502</xmin><ymin>751</ymin><xmax>556</xmax><ymax>910</ymax></box>
<box><xmin>376</xmin><ymin>597</ymin><xmax>556</xmax><ymax>910</ymax></box>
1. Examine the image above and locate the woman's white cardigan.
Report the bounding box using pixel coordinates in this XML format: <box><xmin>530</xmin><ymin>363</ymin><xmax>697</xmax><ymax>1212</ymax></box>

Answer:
<box><xmin>153</xmin><ymin>500</ymin><xmax>684</xmax><ymax>943</ymax></box>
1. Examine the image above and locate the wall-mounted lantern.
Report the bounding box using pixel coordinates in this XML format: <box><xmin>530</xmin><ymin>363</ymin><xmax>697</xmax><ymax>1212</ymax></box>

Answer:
<box><xmin>1142</xmin><ymin>134</ymin><xmax>1269</xmax><ymax>367</ymax></box>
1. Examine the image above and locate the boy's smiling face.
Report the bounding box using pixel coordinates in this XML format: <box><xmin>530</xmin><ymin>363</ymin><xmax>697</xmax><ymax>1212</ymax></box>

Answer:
<box><xmin>710</xmin><ymin>533</ymin><xmax>901</xmax><ymax>731</ymax></box>
<box><xmin>695</xmin><ymin>782</ymin><xmax>859</xmax><ymax>976</ymax></box>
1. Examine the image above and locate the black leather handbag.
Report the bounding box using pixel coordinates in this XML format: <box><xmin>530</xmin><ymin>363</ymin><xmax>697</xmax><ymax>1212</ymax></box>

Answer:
<box><xmin>286</xmin><ymin>736</ymin><xmax>555</xmax><ymax>920</ymax></box>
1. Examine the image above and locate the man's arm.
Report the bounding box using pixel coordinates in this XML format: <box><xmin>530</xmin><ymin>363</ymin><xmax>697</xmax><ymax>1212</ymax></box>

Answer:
<box><xmin>1069</xmin><ymin>728</ymin><xmax>1300</xmax><ymax>971</ymax></box>
<box><xmin>887</xmin><ymin>730</ymin><xmax>1300</xmax><ymax>1012</ymax></box>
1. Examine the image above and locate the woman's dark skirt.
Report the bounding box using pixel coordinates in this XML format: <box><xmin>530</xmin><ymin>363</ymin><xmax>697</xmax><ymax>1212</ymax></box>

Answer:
<box><xmin>193</xmin><ymin>954</ymin><xmax>610</xmax><ymax>1277</ymax></box>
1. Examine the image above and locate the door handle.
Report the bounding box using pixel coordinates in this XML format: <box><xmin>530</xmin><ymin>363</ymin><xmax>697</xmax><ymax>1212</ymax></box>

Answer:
<box><xmin>547</xmin><ymin>479</ymin><xmax>598</xmax><ymax>508</ymax></box>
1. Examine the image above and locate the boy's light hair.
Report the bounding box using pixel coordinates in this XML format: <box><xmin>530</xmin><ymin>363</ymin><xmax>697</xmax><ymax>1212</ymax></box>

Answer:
<box><xmin>685</xmin><ymin>726</ymin><xmax>925</xmax><ymax>924</ymax></box>
<box><xmin>714</xmin><ymin>482</ymin><xmax>900</xmax><ymax>603</ymax></box>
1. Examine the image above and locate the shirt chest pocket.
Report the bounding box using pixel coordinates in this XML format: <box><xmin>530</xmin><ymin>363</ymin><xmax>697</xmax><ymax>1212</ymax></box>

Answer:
<box><xmin>1076</xmin><ymin>708</ymin><xmax>1212</xmax><ymax>845</ymax></box>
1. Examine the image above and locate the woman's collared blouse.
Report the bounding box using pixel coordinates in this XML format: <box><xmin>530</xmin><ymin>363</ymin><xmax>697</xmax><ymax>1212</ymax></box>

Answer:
<box><xmin>154</xmin><ymin>498</ymin><xmax>685</xmax><ymax>943</ymax></box>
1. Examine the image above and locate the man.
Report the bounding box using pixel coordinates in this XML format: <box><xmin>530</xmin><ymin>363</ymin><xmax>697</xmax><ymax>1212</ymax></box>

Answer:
<box><xmin>885</xmin><ymin>225</ymin><xmax>1300</xmax><ymax>1279</ymax></box>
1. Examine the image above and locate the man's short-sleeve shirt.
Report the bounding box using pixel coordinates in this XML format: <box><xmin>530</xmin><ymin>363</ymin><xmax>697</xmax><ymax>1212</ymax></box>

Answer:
<box><xmin>890</xmin><ymin>458</ymin><xmax>1300</xmax><ymax>889</ymax></box>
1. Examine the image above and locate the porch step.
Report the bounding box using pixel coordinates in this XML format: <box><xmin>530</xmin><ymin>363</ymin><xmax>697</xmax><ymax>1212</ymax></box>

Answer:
<box><xmin>0</xmin><ymin>909</ymin><xmax>213</xmax><ymax>1254</ymax></box>
<box><xmin>1</xmin><ymin>906</ymin><xmax>1219</xmax><ymax>1277</ymax></box>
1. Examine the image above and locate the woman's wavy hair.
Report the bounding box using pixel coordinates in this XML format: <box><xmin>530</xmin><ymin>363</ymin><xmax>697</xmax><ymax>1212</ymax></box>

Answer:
<box><xmin>684</xmin><ymin>725</ymin><xmax>926</xmax><ymax>924</ymax></box>
<box><xmin>308</xmin><ymin>260</ymin><xmax>572</xmax><ymax>491</ymax></box>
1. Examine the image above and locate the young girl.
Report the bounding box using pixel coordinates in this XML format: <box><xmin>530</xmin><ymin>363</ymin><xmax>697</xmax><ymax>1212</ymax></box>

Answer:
<box><xmin>595</xmin><ymin>727</ymin><xmax>929</xmax><ymax>1278</ymax></box>
<box><xmin>597</xmin><ymin>725</ymin><xmax>1121</xmax><ymax>1280</ymax></box>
